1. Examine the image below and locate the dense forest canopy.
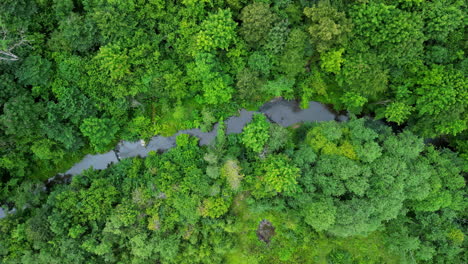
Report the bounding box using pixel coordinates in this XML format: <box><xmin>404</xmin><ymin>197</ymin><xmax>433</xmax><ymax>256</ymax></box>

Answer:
<box><xmin>0</xmin><ymin>0</ymin><xmax>466</xmax><ymax>263</ymax></box>
<box><xmin>1</xmin><ymin>118</ymin><xmax>467</xmax><ymax>263</ymax></box>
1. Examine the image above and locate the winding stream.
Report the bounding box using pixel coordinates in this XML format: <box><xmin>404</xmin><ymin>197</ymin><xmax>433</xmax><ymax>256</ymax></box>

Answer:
<box><xmin>61</xmin><ymin>99</ymin><xmax>345</xmax><ymax>176</ymax></box>
<box><xmin>1</xmin><ymin>99</ymin><xmax>346</xmax><ymax>218</ymax></box>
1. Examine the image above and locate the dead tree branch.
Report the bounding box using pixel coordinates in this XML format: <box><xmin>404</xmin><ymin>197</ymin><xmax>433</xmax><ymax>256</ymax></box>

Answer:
<box><xmin>0</xmin><ymin>28</ymin><xmax>30</xmax><ymax>62</ymax></box>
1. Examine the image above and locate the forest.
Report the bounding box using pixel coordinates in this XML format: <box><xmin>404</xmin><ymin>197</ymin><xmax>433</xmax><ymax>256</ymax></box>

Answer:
<box><xmin>0</xmin><ymin>0</ymin><xmax>466</xmax><ymax>263</ymax></box>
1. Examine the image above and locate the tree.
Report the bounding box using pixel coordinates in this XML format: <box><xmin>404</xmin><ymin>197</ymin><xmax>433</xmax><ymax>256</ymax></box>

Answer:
<box><xmin>0</xmin><ymin>28</ymin><xmax>29</xmax><ymax>61</ymax></box>
<box><xmin>263</xmin><ymin>76</ymin><xmax>295</xmax><ymax>98</ymax></box>
<box><xmin>412</xmin><ymin>65</ymin><xmax>467</xmax><ymax>137</ymax></box>
<box><xmin>381</xmin><ymin>102</ymin><xmax>414</xmax><ymax>125</ymax></box>
<box><xmin>196</xmin><ymin>9</ymin><xmax>237</xmax><ymax>52</ymax></box>
<box><xmin>199</xmin><ymin>197</ymin><xmax>231</xmax><ymax>218</ymax></box>
<box><xmin>251</xmin><ymin>154</ymin><xmax>300</xmax><ymax>198</ymax></box>
<box><xmin>266</xmin><ymin>124</ymin><xmax>291</xmax><ymax>153</ymax></box>
<box><xmin>320</xmin><ymin>48</ymin><xmax>344</xmax><ymax>74</ymax></box>
<box><xmin>338</xmin><ymin>52</ymin><xmax>389</xmax><ymax>100</ymax></box>
<box><xmin>239</xmin><ymin>2</ymin><xmax>277</xmax><ymax>46</ymax></box>
<box><xmin>248</xmin><ymin>51</ymin><xmax>272</xmax><ymax>76</ymax></box>
<box><xmin>0</xmin><ymin>93</ymin><xmax>44</xmax><ymax>139</ymax></box>
<box><xmin>265</xmin><ymin>19</ymin><xmax>290</xmax><ymax>55</ymax></box>
<box><xmin>303</xmin><ymin>0</ymin><xmax>352</xmax><ymax>52</ymax></box>
<box><xmin>410</xmin><ymin>147</ymin><xmax>465</xmax><ymax>212</ymax></box>
<box><xmin>221</xmin><ymin>159</ymin><xmax>244</xmax><ymax>191</ymax></box>
<box><xmin>80</xmin><ymin>117</ymin><xmax>119</xmax><ymax>152</ymax></box>
<box><xmin>422</xmin><ymin>0</ymin><xmax>465</xmax><ymax>43</ymax></box>
<box><xmin>187</xmin><ymin>52</ymin><xmax>234</xmax><ymax>105</ymax></box>
<box><xmin>303</xmin><ymin>198</ymin><xmax>337</xmax><ymax>232</ymax></box>
<box><xmin>31</xmin><ymin>139</ymin><xmax>65</xmax><ymax>162</ymax></box>
<box><xmin>235</xmin><ymin>68</ymin><xmax>264</xmax><ymax>101</ymax></box>
<box><xmin>278</xmin><ymin>28</ymin><xmax>308</xmax><ymax>78</ymax></box>
<box><xmin>15</xmin><ymin>55</ymin><xmax>52</xmax><ymax>87</ymax></box>
<box><xmin>348</xmin><ymin>1</ymin><xmax>424</xmax><ymax>67</ymax></box>
<box><xmin>241</xmin><ymin>113</ymin><xmax>270</xmax><ymax>153</ymax></box>
<box><xmin>93</xmin><ymin>44</ymin><xmax>131</xmax><ymax>82</ymax></box>
<box><xmin>48</xmin><ymin>13</ymin><xmax>100</xmax><ymax>53</ymax></box>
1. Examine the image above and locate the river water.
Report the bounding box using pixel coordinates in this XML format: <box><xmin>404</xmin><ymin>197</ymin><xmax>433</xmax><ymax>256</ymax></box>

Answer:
<box><xmin>0</xmin><ymin>99</ymin><xmax>345</xmax><ymax>218</ymax></box>
<box><xmin>62</xmin><ymin>99</ymin><xmax>344</xmax><ymax>176</ymax></box>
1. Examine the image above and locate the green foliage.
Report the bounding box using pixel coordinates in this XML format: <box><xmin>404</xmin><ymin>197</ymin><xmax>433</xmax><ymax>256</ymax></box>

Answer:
<box><xmin>251</xmin><ymin>154</ymin><xmax>300</xmax><ymax>197</ymax></box>
<box><xmin>267</xmin><ymin>124</ymin><xmax>291</xmax><ymax>153</ymax></box>
<box><xmin>320</xmin><ymin>48</ymin><xmax>345</xmax><ymax>74</ymax></box>
<box><xmin>187</xmin><ymin>53</ymin><xmax>234</xmax><ymax>105</ymax></box>
<box><xmin>80</xmin><ymin>117</ymin><xmax>119</xmax><ymax>152</ymax></box>
<box><xmin>94</xmin><ymin>44</ymin><xmax>131</xmax><ymax>82</ymax></box>
<box><xmin>349</xmin><ymin>1</ymin><xmax>425</xmax><ymax>67</ymax></box>
<box><xmin>16</xmin><ymin>55</ymin><xmax>52</xmax><ymax>87</ymax></box>
<box><xmin>278</xmin><ymin>28</ymin><xmax>308</xmax><ymax>78</ymax></box>
<box><xmin>304</xmin><ymin>0</ymin><xmax>352</xmax><ymax>52</ymax></box>
<box><xmin>200</xmin><ymin>197</ymin><xmax>231</xmax><ymax>218</ymax></box>
<box><xmin>0</xmin><ymin>120</ymin><xmax>466</xmax><ymax>263</ymax></box>
<box><xmin>0</xmin><ymin>0</ymin><xmax>465</xmax><ymax>187</ymax></box>
<box><xmin>265</xmin><ymin>20</ymin><xmax>290</xmax><ymax>55</ymax></box>
<box><xmin>340</xmin><ymin>92</ymin><xmax>368</xmax><ymax>114</ymax></box>
<box><xmin>48</xmin><ymin>13</ymin><xmax>100</xmax><ymax>53</ymax></box>
<box><xmin>235</xmin><ymin>68</ymin><xmax>263</xmax><ymax>101</ymax></box>
<box><xmin>0</xmin><ymin>0</ymin><xmax>466</xmax><ymax>263</ymax></box>
<box><xmin>381</xmin><ymin>102</ymin><xmax>414</xmax><ymax>125</ymax></box>
<box><xmin>221</xmin><ymin>159</ymin><xmax>244</xmax><ymax>191</ymax></box>
<box><xmin>412</xmin><ymin>65</ymin><xmax>467</xmax><ymax>136</ymax></box>
<box><xmin>303</xmin><ymin>198</ymin><xmax>336</xmax><ymax>232</ymax></box>
<box><xmin>239</xmin><ymin>2</ymin><xmax>277</xmax><ymax>46</ymax></box>
<box><xmin>248</xmin><ymin>51</ymin><xmax>271</xmax><ymax>76</ymax></box>
<box><xmin>422</xmin><ymin>0</ymin><xmax>465</xmax><ymax>42</ymax></box>
<box><xmin>338</xmin><ymin>52</ymin><xmax>389</xmax><ymax>99</ymax></box>
<box><xmin>0</xmin><ymin>93</ymin><xmax>44</xmax><ymax>138</ymax></box>
<box><xmin>31</xmin><ymin>139</ymin><xmax>65</xmax><ymax>162</ymax></box>
<box><xmin>263</xmin><ymin>76</ymin><xmax>295</xmax><ymax>98</ymax></box>
<box><xmin>241</xmin><ymin>114</ymin><xmax>270</xmax><ymax>153</ymax></box>
<box><xmin>196</xmin><ymin>9</ymin><xmax>237</xmax><ymax>52</ymax></box>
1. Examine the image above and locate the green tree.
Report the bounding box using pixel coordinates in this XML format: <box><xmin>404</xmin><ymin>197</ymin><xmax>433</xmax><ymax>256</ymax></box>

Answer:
<box><xmin>241</xmin><ymin>114</ymin><xmax>270</xmax><ymax>153</ymax></box>
<box><xmin>80</xmin><ymin>117</ymin><xmax>119</xmax><ymax>152</ymax></box>
<box><xmin>0</xmin><ymin>93</ymin><xmax>44</xmax><ymax>139</ymax></box>
<box><xmin>303</xmin><ymin>198</ymin><xmax>337</xmax><ymax>232</ymax></box>
<box><xmin>348</xmin><ymin>1</ymin><xmax>424</xmax><ymax>67</ymax></box>
<box><xmin>252</xmin><ymin>154</ymin><xmax>300</xmax><ymax>197</ymax></box>
<box><xmin>235</xmin><ymin>68</ymin><xmax>264</xmax><ymax>101</ymax></box>
<box><xmin>303</xmin><ymin>0</ymin><xmax>352</xmax><ymax>52</ymax></box>
<box><xmin>412</xmin><ymin>65</ymin><xmax>467</xmax><ymax>136</ymax></box>
<box><xmin>248</xmin><ymin>51</ymin><xmax>272</xmax><ymax>76</ymax></box>
<box><xmin>239</xmin><ymin>2</ymin><xmax>277</xmax><ymax>46</ymax></box>
<box><xmin>278</xmin><ymin>28</ymin><xmax>308</xmax><ymax>78</ymax></box>
<box><xmin>196</xmin><ymin>9</ymin><xmax>237</xmax><ymax>52</ymax></box>
<box><xmin>381</xmin><ymin>102</ymin><xmax>414</xmax><ymax>125</ymax></box>
<box><xmin>422</xmin><ymin>0</ymin><xmax>465</xmax><ymax>42</ymax></box>
<box><xmin>31</xmin><ymin>139</ymin><xmax>65</xmax><ymax>162</ymax></box>
<box><xmin>320</xmin><ymin>48</ymin><xmax>345</xmax><ymax>74</ymax></box>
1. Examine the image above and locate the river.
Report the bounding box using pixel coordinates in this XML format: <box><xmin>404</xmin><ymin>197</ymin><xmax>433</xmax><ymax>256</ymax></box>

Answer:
<box><xmin>1</xmin><ymin>99</ymin><xmax>346</xmax><ymax>218</ymax></box>
<box><xmin>60</xmin><ymin>99</ymin><xmax>345</xmax><ymax>176</ymax></box>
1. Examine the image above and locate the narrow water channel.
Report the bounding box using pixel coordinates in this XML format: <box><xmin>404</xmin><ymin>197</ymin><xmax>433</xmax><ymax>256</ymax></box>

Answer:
<box><xmin>0</xmin><ymin>99</ymin><xmax>346</xmax><ymax>218</ymax></box>
<box><xmin>60</xmin><ymin>99</ymin><xmax>345</xmax><ymax>177</ymax></box>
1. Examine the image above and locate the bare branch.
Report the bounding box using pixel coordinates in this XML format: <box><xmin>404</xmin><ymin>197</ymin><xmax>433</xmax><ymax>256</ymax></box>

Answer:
<box><xmin>372</xmin><ymin>99</ymin><xmax>392</xmax><ymax>105</ymax></box>
<box><xmin>0</xmin><ymin>29</ymin><xmax>30</xmax><ymax>62</ymax></box>
<box><xmin>0</xmin><ymin>50</ymin><xmax>19</xmax><ymax>61</ymax></box>
<box><xmin>7</xmin><ymin>37</ymin><xmax>28</xmax><ymax>52</ymax></box>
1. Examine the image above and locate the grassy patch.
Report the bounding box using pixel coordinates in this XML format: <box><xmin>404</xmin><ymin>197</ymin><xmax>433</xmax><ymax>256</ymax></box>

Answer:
<box><xmin>226</xmin><ymin>192</ymin><xmax>401</xmax><ymax>264</ymax></box>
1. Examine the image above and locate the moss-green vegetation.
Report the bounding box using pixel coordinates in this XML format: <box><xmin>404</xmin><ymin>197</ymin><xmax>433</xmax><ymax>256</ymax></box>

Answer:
<box><xmin>1</xmin><ymin>118</ymin><xmax>465</xmax><ymax>263</ymax></box>
<box><xmin>1</xmin><ymin>0</ymin><xmax>466</xmax><ymax>263</ymax></box>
